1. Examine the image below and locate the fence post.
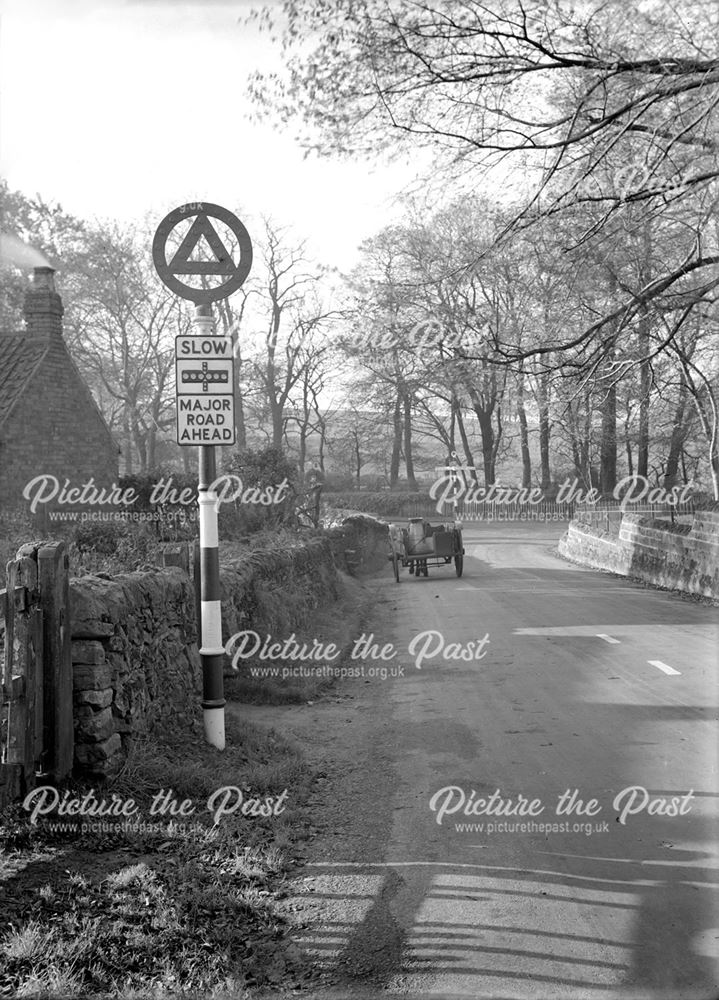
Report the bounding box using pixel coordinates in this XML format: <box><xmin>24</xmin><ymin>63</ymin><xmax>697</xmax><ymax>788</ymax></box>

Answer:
<box><xmin>2</xmin><ymin>560</ymin><xmax>19</xmax><ymax>766</ymax></box>
<box><xmin>161</xmin><ymin>541</ymin><xmax>191</xmax><ymax>574</ymax></box>
<box><xmin>3</xmin><ymin>553</ymin><xmax>42</xmax><ymax>792</ymax></box>
<box><xmin>37</xmin><ymin>541</ymin><xmax>73</xmax><ymax>781</ymax></box>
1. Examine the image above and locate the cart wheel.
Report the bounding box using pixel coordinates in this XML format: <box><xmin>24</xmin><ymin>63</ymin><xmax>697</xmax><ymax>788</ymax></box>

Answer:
<box><xmin>392</xmin><ymin>549</ymin><xmax>400</xmax><ymax>583</ymax></box>
<box><xmin>455</xmin><ymin>552</ymin><xmax>464</xmax><ymax>577</ymax></box>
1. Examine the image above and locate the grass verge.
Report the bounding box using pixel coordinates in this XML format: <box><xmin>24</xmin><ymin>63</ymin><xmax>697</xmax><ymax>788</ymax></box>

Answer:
<box><xmin>0</xmin><ymin>714</ymin><xmax>317</xmax><ymax>999</ymax></box>
<box><xmin>223</xmin><ymin>573</ymin><xmax>374</xmax><ymax>705</ymax></box>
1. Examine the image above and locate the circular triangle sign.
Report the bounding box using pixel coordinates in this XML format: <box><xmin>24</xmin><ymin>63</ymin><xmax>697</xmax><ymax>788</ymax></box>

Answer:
<box><xmin>152</xmin><ymin>202</ymin><xmax>252</xmax><ymax>303</ymax></box>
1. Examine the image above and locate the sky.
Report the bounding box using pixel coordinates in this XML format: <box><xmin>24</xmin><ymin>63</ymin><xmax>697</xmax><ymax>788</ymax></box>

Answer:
<box><xmin>0</xmin><ymin>0</ymin><xmax>425</xmax><ymax>271</ymax></box>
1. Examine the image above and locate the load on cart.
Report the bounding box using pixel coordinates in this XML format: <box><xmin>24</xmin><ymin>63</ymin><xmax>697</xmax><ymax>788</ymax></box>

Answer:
<box><xmin>388</xmin><ymin>516</ymin><xmax>464</xmax><ymax>582</ymax></box>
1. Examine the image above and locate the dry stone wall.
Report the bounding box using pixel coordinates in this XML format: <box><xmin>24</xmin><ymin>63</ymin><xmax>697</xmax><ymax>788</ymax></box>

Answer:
<box><xmin>218</xmin><ymin>537</ymin><xmax>340</xmax><ymax>640</ymax></box>
<box><xmin>70</xmin><ymin>568</ymin><xmax>201</xmax><ymax>776</ymax></box>
<box><xmin>559</xmin><ymin>510</ymin><xmax>719</xmax><ymax>599</ymax></box>
<box><xmin>325</xmin><ymin>514</ymin><xmax>390</xmax><ymax>576</ymax></box>
<box><xmin>66</xmin><ymin>516</ymin><xmax>389</xmax><ymax>778</ymax></box>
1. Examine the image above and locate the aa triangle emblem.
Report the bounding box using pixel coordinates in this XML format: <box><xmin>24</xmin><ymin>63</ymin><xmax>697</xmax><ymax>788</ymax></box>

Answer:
<box><xmin>169</xmin><ymin>213</ymin><xmax>236</xmax><ymax>275</ymax></box>
<box><xmin>152</xmin><ymin>202</ymin><xmax>253</xmax><ymax>304</ymax></box>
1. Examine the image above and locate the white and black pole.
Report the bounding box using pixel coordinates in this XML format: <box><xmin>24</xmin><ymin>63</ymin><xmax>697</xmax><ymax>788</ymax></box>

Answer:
<box><xmin>153</xmin><ymin>203</ymin><xmax>253</xmax><ymax>750</ymax></box>
<box><xmin>195</xmin><ymin>303</ymin><xmax>226</xmax><ymax>750</ymax></box>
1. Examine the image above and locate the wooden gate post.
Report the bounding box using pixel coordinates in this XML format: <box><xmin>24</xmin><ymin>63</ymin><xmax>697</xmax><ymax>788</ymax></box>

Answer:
<box><xmin>2</xmin><ymin>552</ymin><xmax>43</xmax><ymax>792</ymax></box>
<box><xmin>38</xmin><ymin>542</ymin><xmax>73</xmax><ymax>781</ymax></box>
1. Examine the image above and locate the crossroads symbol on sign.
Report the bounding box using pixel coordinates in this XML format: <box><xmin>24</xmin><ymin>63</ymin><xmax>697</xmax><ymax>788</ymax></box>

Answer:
<box><xmin>152</xmin><ymin>202</ymin><xmax>253</xmax><ymax>304</ymax></box>
<box><xmin>181</xmin><ymin>362</ymin><xmax>230</xmax><ymax>393</ymax></box>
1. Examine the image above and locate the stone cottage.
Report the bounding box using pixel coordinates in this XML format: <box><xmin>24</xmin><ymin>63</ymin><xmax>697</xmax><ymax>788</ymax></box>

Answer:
<box><xmin>0</xmin><ymin>267</ymin><xmax>119</xmax><ymax>512</ymax></box>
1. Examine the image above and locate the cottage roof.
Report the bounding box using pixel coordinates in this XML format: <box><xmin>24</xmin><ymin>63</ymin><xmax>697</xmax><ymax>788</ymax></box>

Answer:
<box><xmin>0</xmin><ymin>334</ymin><xmax>51</xmax><ymax>427</ymax></box>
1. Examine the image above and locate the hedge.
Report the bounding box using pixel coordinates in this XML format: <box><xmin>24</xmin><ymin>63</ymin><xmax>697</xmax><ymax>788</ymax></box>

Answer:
<box><xmin>321</xmin><ymin>491</ymin><xmax>435</xmax><ymax>517</ymax></box>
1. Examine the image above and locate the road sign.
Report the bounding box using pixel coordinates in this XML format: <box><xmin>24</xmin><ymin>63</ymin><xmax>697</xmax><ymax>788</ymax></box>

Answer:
<box><xmin>175</xmin><ymin>335</ymin><xmax>235</xmax><ymax>445</ymax></box>
<box><xmin>177</xmin><ymin>394</ymin><xmax>235</xmax><ymax>445</ymax></box>
<box><xmin>153</xmin><ymin>203</ymin><xmax>252</xmax><ymax>304</ymax></box>
<box><xmin>154</xmin><ymin>207</ymin><xmax>253</xmax><ymax>752</ymax></box>
<box><xmin>176</xmin><ymin>334</ymin><xmax>234</xmax><ymax>363</ymax></box>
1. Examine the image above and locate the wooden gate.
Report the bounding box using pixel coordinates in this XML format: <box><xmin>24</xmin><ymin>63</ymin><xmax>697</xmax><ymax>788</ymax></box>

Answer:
<box><xmin>1</xmin><ymin>541</ymin><xmax>72</xmax><ymax>809</ymax></box>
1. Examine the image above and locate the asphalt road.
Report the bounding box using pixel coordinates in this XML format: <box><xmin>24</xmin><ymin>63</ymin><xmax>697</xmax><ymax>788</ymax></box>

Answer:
<box><xmin>290</xmin><ymin>522</ymin><xmax>719</xmax><ymax>1000</ymax></box>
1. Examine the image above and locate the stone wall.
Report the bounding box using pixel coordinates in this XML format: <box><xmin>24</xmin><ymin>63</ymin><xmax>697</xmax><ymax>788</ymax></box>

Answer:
<box><xmin>70</xmin><ymin>568</ymin><xmax>201</xmax><ymax>777</ymax></box>
<box><xmin>219</xmin><ymin>536</ymin><xmax>341</xmax><ymax>640</ymax></box>
<box><xmin>65</xmin><ymin>516</ymin><xmax>389</xmax><ymax>778</ymax></box>
<box><xmin>559</xmin><ymin>510</ymin><xmax>719</xmax><ymax>598</ymax></box>
<box><xmin>325</xmin><ymin>514</ymin><xmax>390</xmax><ymax>576</ymax></box>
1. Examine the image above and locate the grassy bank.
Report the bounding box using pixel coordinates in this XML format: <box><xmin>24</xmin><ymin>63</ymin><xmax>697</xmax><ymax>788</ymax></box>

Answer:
<box><xmin>0</xmin><ymin>713</ymin><xmax>317</xmax><ymax>999</ymax></box>
<box><xmin>224</xmin><ymin>573</ymin><xmax>370</xmax><ymax>705</ymax></box>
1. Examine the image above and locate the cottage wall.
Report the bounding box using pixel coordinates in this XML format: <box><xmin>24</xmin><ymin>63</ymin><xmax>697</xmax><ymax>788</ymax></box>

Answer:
<box><xmin>0</xmin><ymin>268</ymin><xmax>119</xmax><ymax>510</ymax></box>
<box><xmin>0</xmin><ymin>340</ymin><xmax>119</xmax><ymax>509</ymax></box>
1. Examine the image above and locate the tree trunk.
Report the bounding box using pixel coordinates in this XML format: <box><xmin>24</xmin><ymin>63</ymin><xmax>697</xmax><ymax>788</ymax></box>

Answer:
<box><xmin>131</xmin><ymin>408</ymin><xmax>147</xmax><ymax>473</ymax></box>
<box><xmin>516</xmin><ymin>369</ymin><xmax>531</xmax><ymax>487</ymax></box>
<box><xmin>267</xmin><ymin>300</ymin><xmax>283</xmax><ymax>448</ymax></box>
<box><xmin>664</xmin><ymin>380</ymin><xmax>689</xmax><ymax>489</ymax></box>
<box><xmin>537</xmin><ymin>370</ymin><xmax>551</xmax><ymax>491</ymax></box>
<box><xmin>353</xmin><ymin>430</ymin><xmax>361</xmax><ymax>487</ymax></box>
<box><xmin>123</xmin><ymin>409</ymin><xmax>133</xmax><ymax>475</ymax></box>
<box><xmin>271</xmin><ymin>400</ymin><xmax>283</xmax><ymax>449</ymax></box>
<box><xmin>625</xmin><ymin>423</ymin><xmax>634</xmax><ymax>478</ymax></box>
<box><xmin>403</xmin><ymin>392</ymin><xmax>418</xmax><ymax>490</ymax></box>
<box><xmin>683</xmin><ymin>372</ymin><xmax>719</xmax><ymax>500</ymax></box>
<box><xmin>474</xmin><ymin>408</ymin><xmax>495</xmax><ymax>485</ymax></box>
<box><xmin>389</xmin><ymin>394</ymin><xmax>402</xmax><ymax>488</ymax></box>
<box><xmin>297</xmin><ymin>379</ymin><xmax>311</xmax><ymax>482</ymax></box>
<box><xmin>298</xmin><ymin>423</ymin><xmax>308</xmax><ymax>482</ymax></box>
<box><xmin>467</xmin><ymin>382</ymin><xmax>497</xmax><ymax>486</ymax></box>
<box><xmin>491</xmin><ymin>405</ymin><xmax>503</xmax><ymax>482</ymax></box>
<box><xmin>147</xmin><ymin>429</ymin><xmax>156</xmax><ymax>473</ymax></box>
<box><xmin>234</xmin><ymin>372</ymin><xmax>247</xmax><ymax>451</ymax></box>
<box><xmin>570</xmin><ymin>429</ymin><xmax>583</xmax><ymax>485</ymax></box>
<box><xmin>317</xmin><ymin>416</ymin><xmax>327</xmax><ymax>475</ymax></box>
<box><xmin>600</xmin><ymin>379</ymin><xmax>617</xmax><ymax>494</ymax></box>
<box><xmin>456</xmin><ymin>405</ymin><xmax>478</xmax><ymax>482</ymax></box>
<box><xmin>637</xmin><ymin>223</ymin><xmax>653</xmax><ymax>479</ymax></box>
<box><xmin>638</xmin><ymin>308</ymin><xmax>650</xmax><ymax>479</ymax></box>
<box><xmin>568</xmin><ymin>394</ymin><xmax>592</xmax><ymax>488</ymax></box>
<box><xmin>600</xmin><ymin>271</ymin><xmax>619</xmax><ymax>494</ymax></box>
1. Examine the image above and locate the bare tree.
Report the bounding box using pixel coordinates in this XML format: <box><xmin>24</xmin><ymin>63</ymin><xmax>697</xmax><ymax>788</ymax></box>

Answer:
<box><xmin>64</xmin><ymin>222</ymin><xmax>185</xmax><ymax>474</ymax></box>
<box><xmin>250</xmin><ymin>0</ymin><xmax>719</xmax><ymax>360</ymax></box>
<box><xmin>242</xmin><ymin>221</ymin><xmax>335</xmax><ymax>450</ymax></box>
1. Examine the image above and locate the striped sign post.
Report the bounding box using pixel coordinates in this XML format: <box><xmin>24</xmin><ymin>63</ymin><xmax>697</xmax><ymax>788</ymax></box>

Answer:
<box><xmin>194</xmin><ymin>305</ymin><xmax>226</xmax><ymax>750</ymax></box>
<box><xmin>153</xmin><ymin>203</ymin><xmax>253</xmax><ymax>750</ymax></box>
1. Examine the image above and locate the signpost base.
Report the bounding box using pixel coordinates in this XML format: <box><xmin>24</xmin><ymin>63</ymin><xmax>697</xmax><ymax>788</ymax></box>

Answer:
<box><xmin>203</xmin><ymin>705</ymin><xmax>226</xmax><ymax>751</ymax></box>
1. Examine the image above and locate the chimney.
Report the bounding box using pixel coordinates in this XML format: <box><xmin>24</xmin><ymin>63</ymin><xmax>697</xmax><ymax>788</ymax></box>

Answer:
<box><xmin>23</xmin><ymin>266</ymin><xmax>64</xmax><ymax>339</ymax></box>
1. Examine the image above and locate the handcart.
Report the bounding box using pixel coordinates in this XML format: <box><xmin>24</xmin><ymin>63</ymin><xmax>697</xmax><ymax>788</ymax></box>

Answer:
<box><xmin>388</xmin><ymin>517</ymin><xmax>464</xmax><ymax>582</ymax></box>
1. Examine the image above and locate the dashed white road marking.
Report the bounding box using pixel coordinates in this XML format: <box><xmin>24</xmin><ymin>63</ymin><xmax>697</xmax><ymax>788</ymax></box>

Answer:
<box><xmin>648</xmin><ymin>660</ymin><xmax>681</xmax><ymax>676</ymax></box>
<box><xmin>597</xmin><ymin>634</ymin><xmax>621</xmax><ymax>644</ymax></box>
